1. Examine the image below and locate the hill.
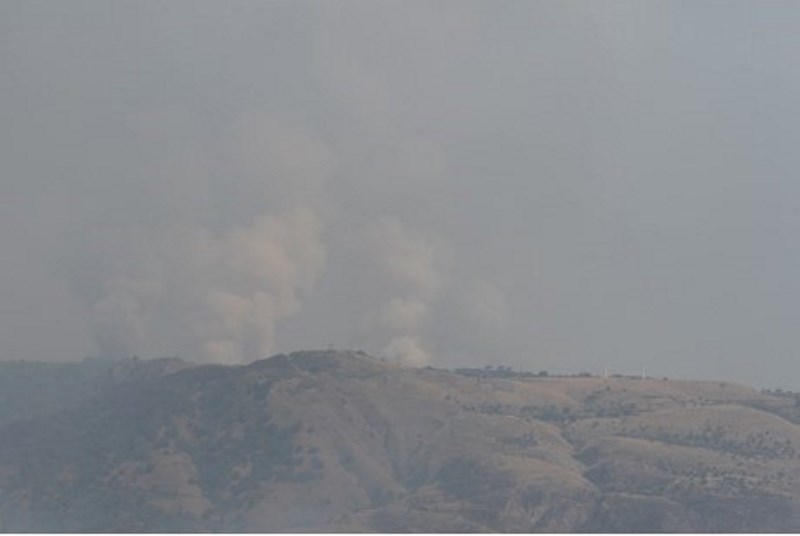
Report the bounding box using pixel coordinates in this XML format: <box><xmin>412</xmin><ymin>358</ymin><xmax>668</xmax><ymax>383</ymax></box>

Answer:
<box><xmin>1</xmin><ymin>351</ymin><xmax>800</xmax><ymax>532</ymax></box>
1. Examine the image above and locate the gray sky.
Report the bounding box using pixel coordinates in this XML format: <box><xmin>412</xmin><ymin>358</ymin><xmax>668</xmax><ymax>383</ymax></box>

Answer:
<box><xmin>3</xmin><ymin>0</ymin><xmax>800</xmax><ymax>388</ymax></box>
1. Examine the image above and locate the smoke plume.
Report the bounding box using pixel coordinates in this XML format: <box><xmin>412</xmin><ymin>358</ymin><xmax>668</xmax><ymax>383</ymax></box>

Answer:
<box><xmin>364</xmin><ymin>217</ymin><xmax>451</xmax><ymax>366</ymax></box>
<box><xmin>76</xmin><ymin>208</ymin><xmax>325</xmax><ymax>363</ymax></box>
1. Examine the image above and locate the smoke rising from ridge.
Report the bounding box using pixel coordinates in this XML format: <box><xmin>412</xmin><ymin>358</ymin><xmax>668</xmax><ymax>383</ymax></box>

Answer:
<box><xmin>60</xmin><ymin>96</ymin><xmax>340</xmax><ymax>363</ymax></box>
<box><xmin>365</xmin><ymin>217</ymin><xmax>451</xmax><ymax>365</ymax></box>
<box><xmin>6</xmin><ymin>1</ymin><xmax>800</xmax><ymax>388</ymax></box>
<box><xmin>75</xmin><ymin>208</ymin><xmax>325</xmax><ymax>363</ymax></box>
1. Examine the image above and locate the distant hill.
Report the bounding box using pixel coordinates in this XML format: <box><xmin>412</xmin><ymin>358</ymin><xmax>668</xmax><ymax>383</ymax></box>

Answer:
<box><xmin>1</xmin><ymin>351</ymin><xmax>800</xmax><ymax>532</ymax></box>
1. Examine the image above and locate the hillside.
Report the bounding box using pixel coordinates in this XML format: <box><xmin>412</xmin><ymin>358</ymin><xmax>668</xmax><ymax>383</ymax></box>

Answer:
<box><xmin>1</xmin><ymin>351</ymin><xmax>800</xmax><ymax>532</ymax></box>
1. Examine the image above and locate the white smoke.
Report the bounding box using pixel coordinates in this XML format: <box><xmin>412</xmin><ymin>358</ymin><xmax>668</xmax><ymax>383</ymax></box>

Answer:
<box><xmin>60</xmin><ymin>4</ymin><xmax>481</xmax><ymax>367</ymax></box>
<box><xmin>64</xmin><ymin>102</ymin><xmax>340</xmax><ymax>365</ymax></box>
<box><xmin>369</xmin><ymin>216</ymin><xmax>447</xmax><ymax>299</ymax></box>
<box><xmin>365</xmin><ymin>217</ymin><xmax>450</xmax><ymax>366</ymax></box>
<box><xmin>381</xmin><ymin>335</ymin><xmax>430</xmax><ymax>367</ymax></box>
<box><xmin>77</xmin><ymin>207</ymin><xmax>325</xmax><ymax>363</ymax></box>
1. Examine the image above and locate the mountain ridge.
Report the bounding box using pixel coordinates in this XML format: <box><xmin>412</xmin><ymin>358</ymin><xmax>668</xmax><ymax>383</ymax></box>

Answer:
<box><xmin>1</xmin><ymin>350</ymin><xmax>799</xmax><ymax>532</ymax></box>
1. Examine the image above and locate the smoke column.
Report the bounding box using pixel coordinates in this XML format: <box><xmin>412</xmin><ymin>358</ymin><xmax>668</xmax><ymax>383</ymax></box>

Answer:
<box><xmin>364</xmin><ymin>217</ymin><xmax>450</xmax><ymax>365</ymax></box>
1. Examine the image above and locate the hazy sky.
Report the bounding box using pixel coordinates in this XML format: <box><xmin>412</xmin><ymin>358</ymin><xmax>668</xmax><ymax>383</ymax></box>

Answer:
<box><xmin>3</xmin><ymin>1</ymin><xmax>800</xmax><ymax>388</ymax></box>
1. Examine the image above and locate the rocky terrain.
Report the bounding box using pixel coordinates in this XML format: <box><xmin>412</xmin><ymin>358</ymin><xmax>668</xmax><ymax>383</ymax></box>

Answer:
<box><xmin>1</xmin><ymin>351</ymin><xmax>800</xmax><ymax>532</ymax></box>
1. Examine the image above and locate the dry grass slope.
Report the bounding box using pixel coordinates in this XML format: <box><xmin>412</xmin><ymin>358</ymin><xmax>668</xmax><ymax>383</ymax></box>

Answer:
<box><xmin>0</xmin><ymin>351</ymin><xmax>799</xmax><ymax>532</ymax></box>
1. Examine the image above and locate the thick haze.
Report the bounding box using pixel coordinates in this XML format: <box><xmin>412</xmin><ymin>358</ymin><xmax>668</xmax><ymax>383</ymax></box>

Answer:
<box><xmin>3</xmin><ymin>1</ymin><xmax>800</xmax><ymax>388</ymax></box>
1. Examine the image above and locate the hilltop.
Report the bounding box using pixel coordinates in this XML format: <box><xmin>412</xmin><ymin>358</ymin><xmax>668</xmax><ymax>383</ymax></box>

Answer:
<box><xmin>1</xmin><ymin>351</ymin><xmax>799</xmax><ymax>532</ymax></box>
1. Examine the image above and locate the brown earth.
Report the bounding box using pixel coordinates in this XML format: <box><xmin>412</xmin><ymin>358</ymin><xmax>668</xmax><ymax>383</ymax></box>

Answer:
<box><xmin>1</xmin><ymin>351</ymin><xmax>799</xmax><ymax>532</ymax></box>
